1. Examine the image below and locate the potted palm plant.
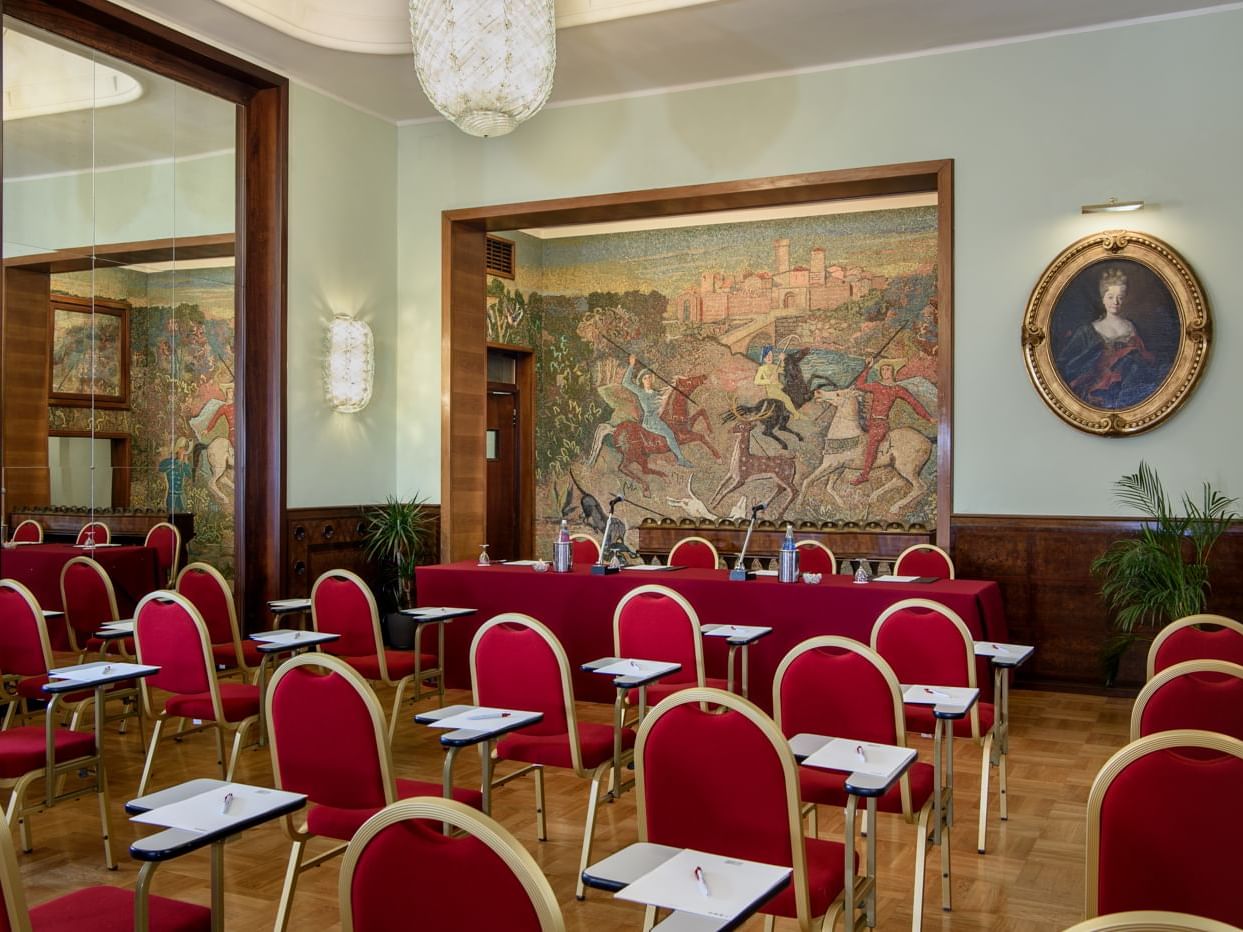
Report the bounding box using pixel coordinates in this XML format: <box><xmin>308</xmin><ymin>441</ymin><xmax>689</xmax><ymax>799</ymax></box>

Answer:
<box><xmin>1093</xmin><ymin>461</ymin><xmax>1237</xmax><ymax>684</ymax></box>
<box><xmin>361</xmin><ymin>495</ymin><xmax>434</xmax><ymax>648</ymax></box>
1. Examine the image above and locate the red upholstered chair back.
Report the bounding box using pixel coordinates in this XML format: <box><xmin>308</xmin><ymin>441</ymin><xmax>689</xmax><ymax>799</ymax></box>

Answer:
<box><xmin>893</xmin><ymin>544</ymin><xmax>955</xmax><ymax>579</ymax></box>
<box><xmin>340</xmin><ymin>798</ymin><xmax>564</xmax><ymax>932</ymax></box>
<box><xmin>613</xmin><ymin>586</ymin><xmax>703</xmax><ymax>688</ymax></box>
<box><xmin>176</xmin><ymin>563</ymin><xmax>238</xmax><ymax>647</ymax></box>
<box><xmin>267</xmin><ymin>654</ymin><xmax>392</xmax><ymax>810</ymax></box>
<box><xmin>0</xmin><ymin>580</ymin><xmax>53</xmax><ymax>678</ymax></box>
<box><xmin>794</xmin><ymin>540</ymin><xmax>837</xmax><ymax>575</ymax></box>
<box><xmin>570</xmin><ymin>534</ymin><xmax>600</xmax><ymax>565</ymax></box>
<box><xmin>636</xmin><ymin>689</ymin><xmax>805</xmax><ymax>886</ymax></box>
<box><xmin>773</xmin><ymin>637</ymin><xmax>904</xmax><ymax>747</ymax></box>
<box><xmin>60</xmin><ymin>556</ymin><xmax>121</xmax><ymax>645</ymax></box>
<box><xmin>75</xmin><ymin>521</ymin><xmax>110</xmax><ymax>546</ymax></box>
<box><xmin>667</xmin><ymin>536</ymin><xmax>719</xmax><ymax>569</ymax></box>
<box><xmin>871</xmin><ymin>598</ymin><xmax>976</xmax><ymax>691</ymax></box>
<box><xmin>134</xmin><ymin>591</ymin><xmax>213</xmax><ymax>697</ymax></box>
<box><xmin>1087</xmin><ymin>730</ymin><xmax>1243</xmax><ymax>926</ymax></box>
<box><xmin>1131</xmin><ymin>661</ymin><xmax>1243</xmax><ymax>744</ymax></box>
<box><xmin>10</xmin><ymin>520</ymin><xmax>41</xmax><ymax>544</ymax></box>
<box><xmin>471</xmin><ymin>614</ymin><xmax>573</xmax><ymax>741</ymax></box>
<box><xmin>1147</xmin><ymin>615</ymin><xmax>1243</xmax><ymax>680</ymax></box>
<box><xmin>311</xmin><ymin>570</ymin><xmax>382</xmax><ymax>657</ymax></box>
<box><xmin>145</xmin><ymin>522</ymin><xmax>181</xmax><ymax>585</ymax></box>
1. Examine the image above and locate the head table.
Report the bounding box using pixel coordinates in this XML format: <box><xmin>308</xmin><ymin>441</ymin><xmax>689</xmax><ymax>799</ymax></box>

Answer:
<box><xmin>0</xmin><ymin>543</ymin><xmax>160</xmax><ymax>650</ymax></box>
<box><xmin>415</xmin><ymin>561</ymin><xmax>1008</xmax><ymax>712</ymax></box>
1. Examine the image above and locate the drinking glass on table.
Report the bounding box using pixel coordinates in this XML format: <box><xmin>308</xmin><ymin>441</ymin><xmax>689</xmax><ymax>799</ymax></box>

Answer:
<box><xmin>477</xmin><ymin>544</ymin><xmax>491</xmax><ymax>566</ymax></box>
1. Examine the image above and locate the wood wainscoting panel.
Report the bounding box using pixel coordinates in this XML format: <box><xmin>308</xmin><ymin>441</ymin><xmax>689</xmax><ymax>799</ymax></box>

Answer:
<box><xmin>283</xmin><ymin>504</ymin><xmax>442</xmax><ymax>604</ymax></box>
<box><xmin>952</xmin><ymin>515</ymin><xmax>1243</xmax><ymax>690</ymax></box>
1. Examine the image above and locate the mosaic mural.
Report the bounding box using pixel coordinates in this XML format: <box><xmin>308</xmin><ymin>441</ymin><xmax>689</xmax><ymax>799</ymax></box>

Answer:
<box><xmin>50</xmin><ymin>266</ymin><xmax>236</xmax><ymax>576</ymax></box>
<box><xmin>488</xmin><ymin>206</ymin><xmax>940</xmax><ymax>553</ymax></box>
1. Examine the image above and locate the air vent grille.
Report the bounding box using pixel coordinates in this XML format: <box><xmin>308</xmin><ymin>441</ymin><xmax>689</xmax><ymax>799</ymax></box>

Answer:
<box><xmin>486</xmin><ymin>235</ymin><xmax>515</xmax><ymax>279</ymax></box>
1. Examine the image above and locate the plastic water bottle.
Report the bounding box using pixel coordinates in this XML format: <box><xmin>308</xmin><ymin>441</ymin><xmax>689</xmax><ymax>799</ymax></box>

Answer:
<box><xmin>553</xmin><ymin>519</ymin><xmax>572</xmax><ymax>573</ymax></box>
<box><xmin>778</xmin><ymin>524</ymin><xmax>798</xmax><ymax>583</ymax></box>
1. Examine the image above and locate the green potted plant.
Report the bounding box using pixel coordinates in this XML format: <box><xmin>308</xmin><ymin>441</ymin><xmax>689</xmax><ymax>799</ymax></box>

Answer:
<box><xmin>1093</xmin><ymin>461</ymin><xmax>1237</xmax><ymax>683</ymax></box>
<box><xmin>361</xmin><ymin>495</ymin><xmax>434</xmax><ymax>648</ymax></box>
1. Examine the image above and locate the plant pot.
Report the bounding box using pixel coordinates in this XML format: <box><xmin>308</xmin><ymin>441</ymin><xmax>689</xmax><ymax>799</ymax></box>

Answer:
<box><xmin>383</xmin><ymin>611</ymin><xmax>416</xmax><ymax>650</ymax></box>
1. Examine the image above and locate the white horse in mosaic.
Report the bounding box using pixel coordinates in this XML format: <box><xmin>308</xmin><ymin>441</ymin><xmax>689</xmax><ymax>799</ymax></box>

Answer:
<box><xmin>796</xmin><ymin>386</ymin><xmax>933</xmax><ymax>514</ymax></box>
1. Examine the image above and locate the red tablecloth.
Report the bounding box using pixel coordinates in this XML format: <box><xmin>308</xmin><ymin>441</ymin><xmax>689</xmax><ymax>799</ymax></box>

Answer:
<box><xmin>0</xmin><ymin>544</ymin><xmax>161</xmax><ymax>650</ymax></box>
<box><xmin>416</xmin><ymin>561</ymin><xmax>1009</xmax><ymax>711</ymax></box>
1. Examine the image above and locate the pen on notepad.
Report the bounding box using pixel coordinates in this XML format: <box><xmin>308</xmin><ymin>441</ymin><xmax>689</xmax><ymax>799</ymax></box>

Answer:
<box><xmin>855</xmin><ymin>744</ymin><xmax>867</xmax><ymax>763</ymax></box>
<box><xmin>628</xmin><ymin>660</ymin><xmax>641</xmax><ymax>669</ymax></box>
<box><xmin>221</xmin><ymin>792</ymin><xmax>234</xmax><ymax>815</ymax></box>
<box><xmin>468</xmin><ymin>711</ymin><xmax>511</xmax><ymax>720</ymax></box>
<box><xmin>102</xmin><ymin>665</ymin><xmax>112</xmax><ymax>673</ymax></box>
<box><xmin>923</xmin><ymin>687</ymin><xmax>952</xmax><ymax>699</ymax></box>
<box><xmin>694</xmin><ymin>865</ymin><xmax>710</xmax><ymax>897</ymax></box>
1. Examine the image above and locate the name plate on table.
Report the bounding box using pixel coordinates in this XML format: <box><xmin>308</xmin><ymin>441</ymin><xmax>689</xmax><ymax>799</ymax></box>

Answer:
<box><xmin>802</xmin><ymin>738</ymin><xmax>916</xmax><ymax>782</ymax></box>
<box><xmin>616</xmin><ymin>847</ymin><xmax>790</xmax><ymax>921</ymax></box>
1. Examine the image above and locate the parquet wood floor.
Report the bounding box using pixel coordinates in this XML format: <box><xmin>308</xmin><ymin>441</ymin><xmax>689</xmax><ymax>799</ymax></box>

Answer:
<box><xmin>11</xmin><ymin>685</ymin><xmax>1131</xmax><ymax>930</ymax></box>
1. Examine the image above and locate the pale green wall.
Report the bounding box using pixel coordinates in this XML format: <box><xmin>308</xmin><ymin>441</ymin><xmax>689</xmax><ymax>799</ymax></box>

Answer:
<box><xmin>396</xmin><ymin>8</ymin><xmax>1243</xmax><ymax>515</ymax></box>
<box><xmin>286</xmin><ymin>84</ymin><xmax>398</xmax><ymax>506</ymax></box>
<box><xmin>3</xmin><ymin>151</ymin><xmax>234</xmax><ymax>255</ymax></box>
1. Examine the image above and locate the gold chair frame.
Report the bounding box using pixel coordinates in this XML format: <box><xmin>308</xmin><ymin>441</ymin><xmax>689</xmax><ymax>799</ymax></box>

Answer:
<box><xmin>59</xmin><ymin>556</ymin><xmax>129</xmax><ymax>662</ymax></box>
<box><xmin>9</xmin><ymin>520</ymin><xmax>42</xmax><ymax>544</ymax></box>
<box><xmin>773</xmin><ymin>635</ymin><xmax>943</xmax><ymax>927</ymax></box>
<box><xmin>75</xmin><ymin>521</ymin><xmax>111</xmax><ymax>546</ymax></box>
<box><xmin>1146</xmin><ymin>615</ymin><xmax>1243</xmax><ymax>680</ymax></box>
<box><xmin>794</xmin><ymin>539</ymin><xmax>838</xmax><ymax>575</ymax></box>
<box><xmin>134</xmin><ymin>591</ymin><xmax>259</xmax><ymax>797</ymax></box>
<box><xmin>612</xmin><ymin>584</ymin><xmax>709</xmax><ymax>717</ymax></box>
<box><xmin>893</xmin><ymin>543</ymin><xmax>956</xmax><ymax>579</ymax></box>
<box><xmin>667</xmin><ymin>535</ymin><xmax>721</xmax><ymax>569</ymax></box>
<box><xmin>1065</xmin><ymin>911</ymin><xmax>1242</xmax><ymax>932</ymax></box>
<box><xmin>1084</xmin><ymin>729</ymin><xmax>1243</xmax><ymax>919</ymax></box>
<box><xmin>569</xmin><ymin>532</ymin><xmax>601</xmax><ymax>564</ymax></box>
<box><xmin>339</xmin><ymin>797</ymin><xmax>566</xmax><ymax>932</ymax></box>
<box><xmin>1129</xmin><ymin>659</ymin><xmax>1243</xmax><ymax>741</ymax></box>
<box><xmin>145</xmin><ymin>522</ymin><xmax>184</xmax><ymax>587</ymax></box>
<box><xmin>175</xmin><ymin>562</ymin><xmax>258</xmax><ymax>683</ymax></box>
<box><xmin>469</xmin><ymin>612</ymin><xmax>624</xmax><ymax>901</ymax></box>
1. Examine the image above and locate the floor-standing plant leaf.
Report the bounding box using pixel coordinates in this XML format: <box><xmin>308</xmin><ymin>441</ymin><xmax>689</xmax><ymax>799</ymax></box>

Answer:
<box><xmin>361</xmin><ymin>495</ymin><xmax>433</xmax><ymax>610</ymax></box>
<box><xmin>1092</xmin><ymin>462</ymin><xmax>1237</xmax><ymax>683</ymax></box>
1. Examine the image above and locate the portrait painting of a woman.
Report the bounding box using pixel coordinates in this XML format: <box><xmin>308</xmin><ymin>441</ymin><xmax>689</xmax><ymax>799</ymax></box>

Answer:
<box><xmin>1050</xmin><ymin>259</ymin><xmax>1178</xmax><ymax>411</ymax></box>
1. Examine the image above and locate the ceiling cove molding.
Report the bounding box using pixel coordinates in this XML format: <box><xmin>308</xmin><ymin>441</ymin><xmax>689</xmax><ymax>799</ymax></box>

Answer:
<box><xmin>207</xmin><ymin>0</ymin><xmax>723</xmax><ymax>55</ymax></box>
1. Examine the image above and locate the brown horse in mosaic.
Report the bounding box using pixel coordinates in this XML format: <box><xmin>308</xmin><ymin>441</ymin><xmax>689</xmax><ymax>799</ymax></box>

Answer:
<box><xmin>587</xmin><ymin>374</ymin><xmax>719</xmax><ymax>494</ymax></box>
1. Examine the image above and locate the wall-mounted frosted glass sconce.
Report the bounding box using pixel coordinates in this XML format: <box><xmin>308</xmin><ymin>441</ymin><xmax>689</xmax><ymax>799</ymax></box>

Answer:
<box><xmin>324</xmin><ymin>316</ymin><xmax>373</xmax><ymax>413</ymax></box>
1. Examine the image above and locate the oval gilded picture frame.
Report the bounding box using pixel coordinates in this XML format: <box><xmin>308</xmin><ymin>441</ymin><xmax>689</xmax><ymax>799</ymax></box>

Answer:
<box><xmin>1022</xmin><ymin>230</ymin><xmax>1211</xmax><ymax>436</ymax></box>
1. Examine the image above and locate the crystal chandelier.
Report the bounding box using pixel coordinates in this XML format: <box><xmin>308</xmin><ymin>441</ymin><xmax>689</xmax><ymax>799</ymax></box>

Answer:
<box><xmin>409</xmin><ymin>0</ymin><xmax>556</xmax><ymax>138</ymax></box>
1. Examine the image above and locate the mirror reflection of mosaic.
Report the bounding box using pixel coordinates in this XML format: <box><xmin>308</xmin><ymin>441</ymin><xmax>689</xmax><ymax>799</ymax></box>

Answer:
<box><xmin>488</xmin><ymin>205</ymin><xmax>940</xmax><ymax>551</ymax></box>
<box><xmin>51</xmin><ymin>309</ymin><xmax>123</xmax><ymax>396</ymax></box>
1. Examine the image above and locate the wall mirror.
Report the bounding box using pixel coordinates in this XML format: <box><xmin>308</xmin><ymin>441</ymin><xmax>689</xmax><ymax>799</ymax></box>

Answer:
<box><xmin>2</xmin><ymin>15</ymin><xmax>238</xmax><ymax>573</ymax></box>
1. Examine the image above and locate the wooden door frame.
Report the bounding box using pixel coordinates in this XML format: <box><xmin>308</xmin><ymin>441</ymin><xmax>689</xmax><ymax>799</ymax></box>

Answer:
<box><xmin>485</xmin><ymin>343</ymin><xmax>535</xmax><ymax>558</ymax></box>
<box><xmin>442</xmin><ymin>161</ymin><xmax>954</xmax><ymax>561</ymax></box>
<box><xmin>1</xmin><ymin>0</ymin><xmax>287</xmax><ymax>623</ymax></box>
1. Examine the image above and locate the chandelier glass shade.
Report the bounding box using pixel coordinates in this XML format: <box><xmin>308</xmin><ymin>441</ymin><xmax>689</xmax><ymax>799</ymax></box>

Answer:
<box><xmin>409</xmin><ymin>0</ymin><xmax>556</xmax><ymax>138</ymax></box>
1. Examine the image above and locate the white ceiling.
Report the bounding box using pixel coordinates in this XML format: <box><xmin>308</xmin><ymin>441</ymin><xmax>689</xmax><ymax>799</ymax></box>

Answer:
<box><xmin>106</xmin><ymin>0</ymin><xmax>1239</xmax><ymax>124</ymax></box>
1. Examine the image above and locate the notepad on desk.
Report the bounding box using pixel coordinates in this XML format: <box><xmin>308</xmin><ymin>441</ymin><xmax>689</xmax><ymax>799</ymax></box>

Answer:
<box><xmin>617</xmin><ymin>847</ymin><xmax>790</xmax><ymax>921</ymax></box>
<box><xmin>267</xmin><ymin>598</ymin><xmax>311</xmax><ymax>611</ymax></box>
<box><xmin>48</xmin><ymin>661</ymin><xmax>151</xmax><ymax>683</ymax></box>
<box><xmin>592</xmin><ymin>658</ymin><xmax>680</xmax><ymax>678</ymax></box>
<box><xmin>620</xmin><ymin>564</ymin><xmax>684</xmax><ymax>572</ymax></box>
<box><xmin>425</xmin><ymin>707</ymin><xmax>537</xmax><ymax>731</ymax></box>
<box><xmin>131</xmin><ymin>783</ymin><xmax>302</xmax><ymax>835</ymax></box>
<box><xmin>802</xmin><ymin>738</ymin><xmax>914</xmax><ymax>780</ymax></box>
<box><xmin>902</xmin><ymin>684</ymin><xmax>977</xmax><ymax>707</ymax></box>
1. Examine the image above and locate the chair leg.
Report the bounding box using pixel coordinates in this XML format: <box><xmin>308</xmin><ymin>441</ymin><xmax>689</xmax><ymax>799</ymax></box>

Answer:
<box><xmin>96</xmin><ymin>770</ymin><xmax>116</xmax><ymax>870</ymax></box>
<box><xmin>808</xmin><ymin>803</ymin><xmax>819</xmax><ymax>839</ymax></box>
<box><xmin>6</xmin><ymin>788</ymin><xmax>31</xmax><ymax>853</ymax></box>
<box><xmin>940</xmin><ymin>821</ymin><xmax>952</xmax><ymax>911</ymax></box>
<box><xmin>224</xmin><ymin>725</ymin><xmax>248</xmax><ymax>781</ymax></box>
<box><xmin>575</xmin><ymin>764</ymin><xmax>609</xmax><ymax>900</ymax></box>
<box><xmin>534</xmin><ymin>766</ymin><xmax>547</xmax><ymax>842</ymax></box>
<box><xmin>214</xmin><ymin>726</ymin><xmax>228</xmax><ymax>777</ymax></box>
<box><xmin>272</xmin><ymin>839</ymin><xmax>307</xmax><ymax>932</ymax></box>
<box><xmin>763</xmin><ymin>916</ymin><xmax>776</xmax><ymax>931</ymax></box>
<box><xmin>137</xmin><ymin>718</ymin><xmax>166</xmax><ymax>798</ymax></box>
<box><xmin>642</xmin><ymin>905</ymin><xmax>658</xmax><ymax>932</ymax></box>
<box><xmin>999</xmin><ymin>739</ymin><xmax>1009</xmax><ymax>822</ymax></box>
<box><xmin>911</xmin><ymin>803</ymin><xmax>932</xmax><ymax>931</ymax></box>
<box><xmin>977</xmin><ymin>732</ymin><xmax>994</xmax><ymax>854</ymax></box>
<box><xmin>2</xmin><ymin>701</ymin><xmax>15</xmax><ymax>731</ymax></box>
<box><xmin>387</xmin><ymin>678</ymin><xmax>411</xmax><ymax>745</ymax></box>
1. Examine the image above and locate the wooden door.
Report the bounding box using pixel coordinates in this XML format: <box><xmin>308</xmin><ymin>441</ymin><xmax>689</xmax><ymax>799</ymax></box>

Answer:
<box><xmin>485</xmin><ymin>390</ymin><xmax>519</xmax><ymax>561</ymax></box>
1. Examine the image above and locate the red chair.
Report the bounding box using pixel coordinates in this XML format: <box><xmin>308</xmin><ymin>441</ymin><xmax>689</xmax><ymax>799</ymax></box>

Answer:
<box><xmin>9</xmin><ymin>520</ymin><xmax>42</xmax><ymax>544</ymax></box>
<box><xmin>0</xmin><ymin>815</ymin><xmax>209</xmax><ymax>932</ymax></box>
<box><xmin>795</xmin><ymin>539</ymin><xmax>837</xmax><ymax>574</ymax></box>
<box><xmin>144</xmin><ymin>522</ymin><xmax>182</xmax><ymax>587</ymax></box>
<box><xmin>470</xmin><ymin>613</ymin><xmax>633</xmax><ymax>900</ymax></box>
<box><xmin>134</xmin><ymin>591</ymin><xmax>260</xmax><ymax>797</ymax></box>
<box><xmin>635</xmin><ymin>687</ymin><xmax>853</xmax><ymax>931</ymax></box>
<box><xmin>1130</xmin><ymin>660</ymin><xmax>1243</xmax><ymax>742</ymax></box>
<box><xmin>266</xmin><ymin>653</ymin><xmax>482</xmax><ymax>932</ymax></box>
<box><xmin>773</xmin><ymin>636</ymin><xmax>944</xmax><ymax>924</ymax></box>
<box><xmin>667</xmin><ymin>536</ymin><xmax>720</xmax><ymax>569</ymax></box>
<box><xmin>74</xmin><ymin>521</ymin><xmax>110</xmax><ymax>546</ymax></box>
<box><xmin>872</xmin><ymin>597</ymin><xmax>1000</xmax><ymax>854</ymax></box>
<box><xmin>176</xmin><ymin>563</ymin><xmax>260</xmax><ymax>680</ymax></box>
<box><xmin>0</xmin><ymin>587</ymin><xmax>116</xmax><ymax>866</ymax></box>
<box><xmin>59</xmin><ymin>557</ymin><xmax>131</xmax><ymax>661</ymax></box>
<box><xmin>0</xmin><ymin>579</ymin><xmax>138</xmax><ymax>738</ymax></box>
<box><xmin>311</xmin><ymin>569</ymin><xmax>440</xmax><ymax>742</ymax></box>
<box><xmin>1146</xmin><ymin>614</ymin><xmax>1243</xmax><ymax>679</ymax></box>
<box><xmin>1086</xmin><ymin>730</ymin><xmax>1243</xmax><ymax>926</ymax></box>
<box><xmin>339</xmin><ymin>797</ymin><xmax>565</xmax><ymax>932</ymax></box>
<box><xmin>1066</xmin><ymin>912</ymin><xmax>1241</xmax><ymax>932</ymax></box>
<box><xmin>612</xmin><ymin>584</ymin><xmax>727</xmax><ymax>709</ymax></box>
<box><xmin>569</xmin><ymin>533</ymin><xmax>600</xmax><ymax>565</ymax></box>
<box><xmin>893</xmin><ymin>543</ymin><xmax>955</xmax><ymax>579</ymax></box>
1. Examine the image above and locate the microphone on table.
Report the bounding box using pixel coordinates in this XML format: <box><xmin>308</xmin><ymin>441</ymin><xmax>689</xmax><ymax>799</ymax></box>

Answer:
<box><xmin>732</xmin><ymin>500</ymin><xmax>769</xmax><ymax>581</ymax></box>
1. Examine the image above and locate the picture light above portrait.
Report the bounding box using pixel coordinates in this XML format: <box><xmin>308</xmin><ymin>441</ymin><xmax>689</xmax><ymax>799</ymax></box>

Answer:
<box><xmin>1080</xmin><ymin>197</ymin><xmax>1145</xmax><ymax>214</ymax></box>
